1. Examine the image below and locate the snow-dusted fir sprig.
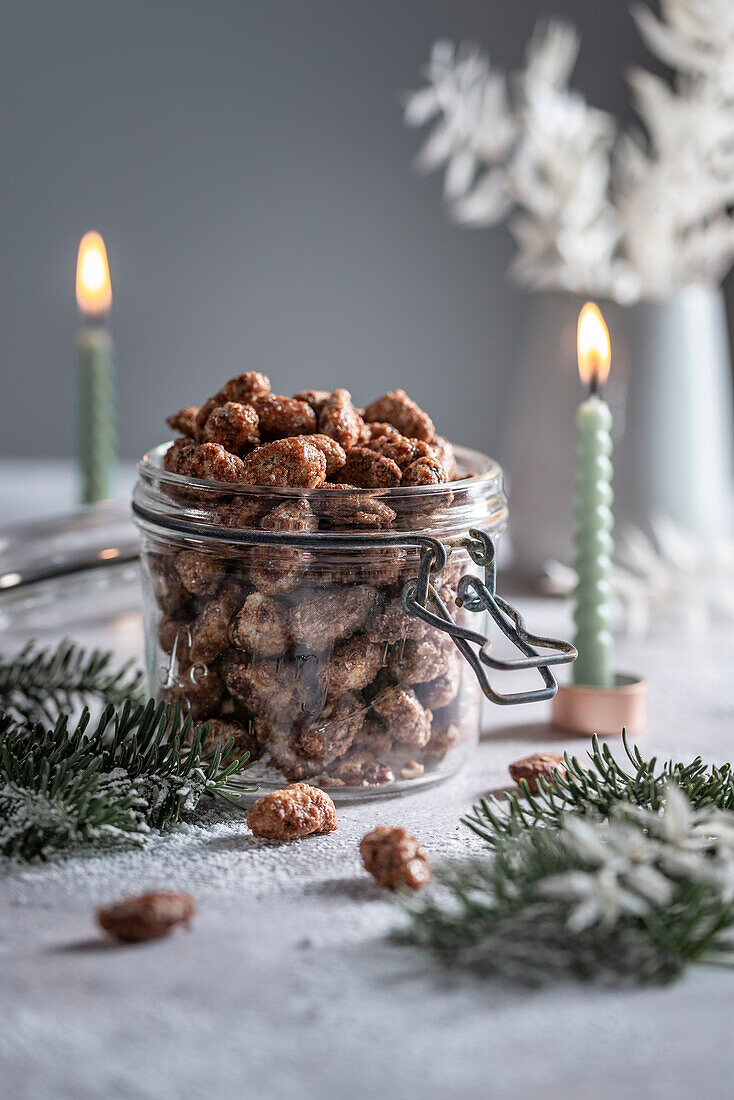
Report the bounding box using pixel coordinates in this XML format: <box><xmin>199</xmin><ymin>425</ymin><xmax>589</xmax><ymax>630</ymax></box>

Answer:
<box><xmin>0</xmin><ymin>701</ymin><xmax>257</xmax><ymax>861</ymax></box>
<box><xmin>398</xmin><ymin>784</ymin><xmax>734</xmax><ymax>984</ymax></box>
<box><xmin>404</xmin><ymin>4</ymin><xmax>734</xmax><ymax>300</ymax></box>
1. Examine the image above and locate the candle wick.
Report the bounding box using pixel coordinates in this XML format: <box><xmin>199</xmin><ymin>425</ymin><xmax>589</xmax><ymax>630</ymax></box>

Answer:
<box><xmin>589</xmin><ymin>374</ymin><xmax>600</xmax><ymax>399</ymax></box>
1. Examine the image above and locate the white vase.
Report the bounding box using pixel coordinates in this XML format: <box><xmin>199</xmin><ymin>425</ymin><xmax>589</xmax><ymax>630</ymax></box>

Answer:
<box><xmin>507</xmin><ymin>286</ymin><xmax>734</xmax><ymax>576</ymax></box>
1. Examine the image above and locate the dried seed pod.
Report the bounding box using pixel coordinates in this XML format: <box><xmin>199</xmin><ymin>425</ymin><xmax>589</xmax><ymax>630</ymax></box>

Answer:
<box><xmin>166</xmin><ymin>407</ymin><xmax>199</xmax><ymax>438</ymax></box>
<box><xmin>325</xmin><ymin>749</ymin><xmax>394</xmax><ymax>787</ymax></box>
<box><xmin>360</xmin><ymin>826</ymin><xmax>431</xmax><ymax>890</ymax></box>
<box><xmin>188</xmin><ymin>579</ymin><xmax>241</xmax><ymax>663</ymax></box>
<box><xmin>246</xmin><ymin>783</ymin><xmax>337</xmax><ymax>840</ymax></box>
<box><xmin>175</xmin><ymin>551</ymin><xmax>226</xmax><ymax>596</ymax></box>
<box><xmin>323</xmin><ymin>636</ymin><xmax>384</xmax><ymax>695</ymax></box>
<box><xmin>402</xmin><ymin>456</ymin><xmax>448</xmax><ymax>486</ymax></box>
<box><xmin>241</xmin><ymin>438</ymin><xmax>326</xmax><ymax>489</ymax></box>
<box><xmin>363</xmin><ymin>389</ymin><xmax>435</xmax><ymax>442</ymax></box>
<box><xmin>201</xmin><ymin>402</ymin><xmax>260</xmax><ymax>453</ymax></box>
<box><xmin>509</xmin><ymin>752</ymin><xmax>566</xmax><ymax>794</ymax></box>
<box><xmin>371</xmin><ymin>686</ymin><xmax>432</xmax><ymax>747</ymax></box>
<box><xmin>293</xmin><ymin>389</ymin><xmax>331</xmax><ymax>417</ymax></box>
<box><xmin>98</xmin><ymin>892</ymin><xmax>196</xmax><ymax>943</ymax></box>
<box><xmin>251</xmin><ymin>394</ymin><xmax>317</xmax><ymax>440</ymax></box>
<box><xmin>318</xmin><ymin>389</ymin><xmax>366</xmax><ymax>451</ymax></box>
<box><xmin>229</xmin><ymin>592</ymin><xmax>291</xmax><ymax>656</ymax></box>
<box><xmin>340</xmin><ymin>447</ymin><xmax>402</xmax><ymax>489</ymax></box>
<box><xmin>297</xmin><ymin>692</ymin><xmax>364</xmax><ymax>760</ymax></box>
<box><xmin>289</xmin><ymin>585</ymin><xmax>379</xmax><ymax>649</ymax></box>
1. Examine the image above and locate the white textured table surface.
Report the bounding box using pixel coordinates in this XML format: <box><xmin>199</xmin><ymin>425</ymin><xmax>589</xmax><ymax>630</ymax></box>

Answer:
<box><xmin>1</xmin><ymin>469</ymin><xmax>734</xmax><ymax>1100</ymax></box>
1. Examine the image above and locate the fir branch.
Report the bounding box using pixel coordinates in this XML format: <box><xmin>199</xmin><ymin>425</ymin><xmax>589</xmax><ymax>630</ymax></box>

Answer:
<box><xmin>0</xmin><ymin>701</ymin><xmax>257</xmax><ymax>861</ymax></box>
<box><xmin>0</xmin><ymin>640</ymin><xmax>145</xmax><ymax>726</ymax></box>
<box><xmin>464</xmin><ymin>730</ymin><xmax>734</xmax><ymax>847</ymax></box>
<box><xmin>398</xmin><ymin>790</ymin><xmax>734</xmax><ymax>985</ymax></box>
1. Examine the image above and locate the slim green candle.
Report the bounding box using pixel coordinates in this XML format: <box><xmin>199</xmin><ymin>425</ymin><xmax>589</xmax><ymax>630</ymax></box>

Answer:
<box><xmin>572</xmin><ymin>303</ymin><xmax>614</xmax><ymax>688</ymax></box>
<box><xmin>76</xmin><ymin>231</ymin><xmax>115</xmax><ymax>505</ymax></box>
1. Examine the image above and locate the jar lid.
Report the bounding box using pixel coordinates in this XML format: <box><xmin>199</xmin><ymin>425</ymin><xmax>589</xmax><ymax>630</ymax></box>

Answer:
<box><xmin>133</xmin><ymin>442</ymin><xmax>507</xmax><ymax>544</ymax></box>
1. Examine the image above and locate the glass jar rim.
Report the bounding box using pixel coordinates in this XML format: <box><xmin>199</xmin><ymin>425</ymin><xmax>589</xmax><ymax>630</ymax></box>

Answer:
<box><xmin>134</xmin><ymin>441</ymin><xmax>508</xmax><ymax>542</ymax></box>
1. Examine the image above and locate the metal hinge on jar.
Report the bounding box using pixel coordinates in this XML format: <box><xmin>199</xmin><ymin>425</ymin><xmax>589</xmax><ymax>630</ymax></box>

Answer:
<box><xmin>401</xmin><ymin>529</ymin><xmax>576</xmax><ymax>705</ymax></box>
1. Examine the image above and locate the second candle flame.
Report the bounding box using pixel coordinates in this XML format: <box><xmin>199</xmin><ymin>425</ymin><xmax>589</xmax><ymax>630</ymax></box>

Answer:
<box><xmin>76</xmin><ymin>231</ymin><xmax>112</xmax><ymax>317</ymax></box>
<box><xmin>577</xmin><ymin>302</ymin><xmax>611</xmax><ymax>388</ymax></box>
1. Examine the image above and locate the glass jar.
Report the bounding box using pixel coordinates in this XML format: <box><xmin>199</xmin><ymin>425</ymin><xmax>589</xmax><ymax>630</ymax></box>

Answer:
<box><xmin>133</xmin><ymin>442</ymin><xmax>573</xmax><ymax>799</ymax></box>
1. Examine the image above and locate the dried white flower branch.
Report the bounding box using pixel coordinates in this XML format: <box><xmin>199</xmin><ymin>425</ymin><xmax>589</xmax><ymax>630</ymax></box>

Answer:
<box><xmin>404</xmin><ymin>3</ymin><xmax>734</xmax><ymax>301</ymax></box>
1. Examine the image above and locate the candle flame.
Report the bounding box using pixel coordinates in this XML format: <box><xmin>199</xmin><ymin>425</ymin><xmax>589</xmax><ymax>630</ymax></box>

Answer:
<box><xmin>76</xmin><ymin>231</ymin><xmax>112</xmax><ymax>316</ymax></box>
<box><xmin>577</xmin><ymin>302</ymin><xmax>610</xmax><ymax>387</ymax></box>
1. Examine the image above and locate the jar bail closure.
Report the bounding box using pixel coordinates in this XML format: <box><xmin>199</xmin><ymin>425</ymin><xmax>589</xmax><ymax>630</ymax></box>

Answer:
<box><xmin>401</xmin><ymin>529</ymin><xmax>577</xmax><ymax>705</ymax></box>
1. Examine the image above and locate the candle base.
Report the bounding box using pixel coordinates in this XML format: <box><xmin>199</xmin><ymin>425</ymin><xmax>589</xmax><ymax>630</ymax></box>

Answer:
<box><xmin>551</xmin><ymin>674</ymin><xmax>647</xmax><ymax>736</ymax></box>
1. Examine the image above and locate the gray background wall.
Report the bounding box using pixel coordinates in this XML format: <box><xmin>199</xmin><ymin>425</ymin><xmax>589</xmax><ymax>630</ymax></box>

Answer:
<box><xmin>1</xmin><ymin>0</ymin><xmax>714</xmax><ymax>462</ymax></box>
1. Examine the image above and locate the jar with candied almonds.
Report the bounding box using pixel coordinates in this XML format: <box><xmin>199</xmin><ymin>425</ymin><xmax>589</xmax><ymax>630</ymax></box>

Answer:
<box><xmin>133</xmin><ymin>437</ymin><xmax>574</xmax><ymax>799</ymax></box>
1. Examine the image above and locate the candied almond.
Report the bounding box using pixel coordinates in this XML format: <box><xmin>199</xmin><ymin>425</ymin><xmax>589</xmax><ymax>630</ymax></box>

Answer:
<box><xmin>297</xmin><ymin>692</ymin><xmax>364</xmax><ymax>760</ymax></box>
<box><xmin>175</xmin><ymin>550</ymin><xmax>226</xmax><ymax>596</ymax></box>
<box><xmin>251</xmin><ymin>394</ymin><xmax>317</xmax><ymax>440</ymax></box>
<box><xmin>260</xmin><ymin>498</ymin><xmax>318</xmax><ymax>533</ymax></box>
<box><xmin>293</xmin><ymin>389</ymin><xmax>331</xmax><ymax>417</ymax></box>
<box><xmin>340</xmin><ymin>447</ymin><xmax>401</xmax><ymax>489</ymax></box>
<box><xmin>366</xmin><ymin>431</ymin><xmax>418</xmax><ymax>469</ymax></box>
<box><xmin>175</xmin><ymin>442</ymin><xmax>247</xmax><ymax>484</ymax></box>
<box><xmin>241</xmin><ymin>438</ymin><xmax>326</xmax><ymax>488</ymax></box>
<box><xmin>363</xmin><ymin>389</ymin><xmax>435</xmax><ymax>442</ymax></box>
<box><xmin>166</xmin><ymin>407</ymin><xmax>199</xmax><ymax>438</ymax></box>
<box><xmin>360</xmin><ymin>826</ymin><xmax>431</xmax><ymax>890</ymax></box>
<box><xmin>200</xmin><ymin>718</ymin><xmax>259</xmax><ymax>763</ymax></box>
<box><xmin>372</xmin><ymin>686</ymin><xmax>432</xmax><ymax>747</ymax></box>
<box><xmin>325</xmin><ymin>749</ymin><xmax>394</xmax><ymax>787</ymax></box>
<box><xmin>509</xmin><ymin>752</ymin><xmax>566</xmax><ymax>794</ymax></box>
<box><xmin>97</xmin><ymin>891</ymin><xmax>196</xmax><ymax>943</ymax></box>
<box><xmin>202</xmin><ymin>402</ymin><xmax>260</xmax><ymax>453</ymax></box>
<box><xmin>402</xmin><ymin>455</ymin><xmax>448</xmax><ymax>486</ymax></box>
<box><xmin>247</xmin><ymin>783</ymin><xmax>337</xmax><ymax>840</ymax></box>
<box><xmin>289</xmin><ymin>585</ymin><xmax>378</xmax><ymax>648</ymax></box>
<box><xmin>188</xmin><ymin>579</ymin><xmax>241</xmax><ymax>663</ymax></box>
<box><xmin>318</xmin><ymin>389</ymin><xmax>366</xmax><ymax>451</ymax></box>
<box><xmin>229</xmin><ymin>592</ymin><xmax>291</xmax><ymax>656</ymax></box>
<box><xmin>293</xmin><ymin>433</ymin><xmax>346</xmax><ymax>476</ymax></box>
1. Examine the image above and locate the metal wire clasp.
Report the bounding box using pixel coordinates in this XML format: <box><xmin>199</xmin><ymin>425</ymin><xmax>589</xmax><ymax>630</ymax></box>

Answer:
<box><xmin>401</xmin><ymin>528</ymin><xmax>577</xmax><ymax>705</ymax></box>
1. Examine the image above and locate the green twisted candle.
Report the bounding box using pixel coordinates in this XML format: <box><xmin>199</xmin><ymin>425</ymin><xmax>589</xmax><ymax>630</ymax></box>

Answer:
<box><xmin>572</xmin><ymin>394</ymin><xmax>614</xmax><ymax>687</ymax></box>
